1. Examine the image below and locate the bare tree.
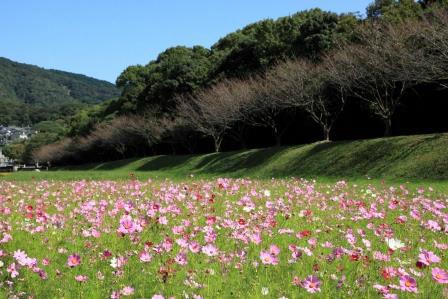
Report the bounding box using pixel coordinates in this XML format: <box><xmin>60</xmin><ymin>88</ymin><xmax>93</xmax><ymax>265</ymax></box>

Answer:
<box><xmin>158</xmin><ymin>116</ymin><xmax>199</xmax><ymax>154</ymax></box>
<box><xmin>32</xmin><ymin>138</ymin><xmax>73</xmax><ymax>165</ymax></box>
<box><xmin>176</xmin><ymin>80</ymin><xmax>244</xmax><ymax>152</ymax></box>
<box><xmin>329</xmin><ymin>22</ymin><xmax>427</xmax><ymax>136</ymax></box>
<box><xmin>267</xmin><ymin>59</ymin><xmax>346</xmax><ymax>141</ymax></box>
<box><xmin>236</xmin><ymin>76</ymin><xmax>292</xmax><ymax>146</ymax></box>
<box><xmin>304</xmin><ymin>63</ymin><xmax>346</xmax><ymax>141</ymax></box>
<box><xmin>416</xmin><ymin>8</ymin><xmax>448</xmax><ymax>87</ymax></box>
<box><xmin>90</xmin><ymin>120</ymin><xmax>128</xmax><ymax>158</ymax></box>
<box><xmin>125</xmin><ymin>114</ymin><xmax>165</xmax><ymax>154</ymax></box>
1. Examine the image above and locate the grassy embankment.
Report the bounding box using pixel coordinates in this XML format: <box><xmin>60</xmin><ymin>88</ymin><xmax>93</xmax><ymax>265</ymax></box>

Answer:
<box><xmin>2</xmin><ymin>133</ymin><xmax>448</xmax><ymax>185</ymax></box>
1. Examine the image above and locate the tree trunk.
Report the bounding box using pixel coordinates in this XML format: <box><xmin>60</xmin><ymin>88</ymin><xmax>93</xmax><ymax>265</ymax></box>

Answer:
<box><xmin>213</xmin><ymin>136</ymin><xmax>223</xmax><ymax>153</ymax></box>
<box><xmin>323</xmin><ymin>126</ymin><xmax>331</xmax><ymax>142</ymax></box>
<box><xmin>273</xmin><ymin>126</ymin><xmax>281</xmax><ymax>147</ymax></box>
<box><xmin>384</xmin><ymin>117</ymin><xmax>392</xmax><ymax>137</ymax></box>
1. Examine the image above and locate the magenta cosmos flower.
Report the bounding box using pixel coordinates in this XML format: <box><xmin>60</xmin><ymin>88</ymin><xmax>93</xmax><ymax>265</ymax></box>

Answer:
<box><xmin>302</xmin><ymin>275</ymin><xmax>321</xmax><ymax>293</ymax></box>
<box><xmin>117</xmin><ymin>215</ymin><xmax>141</xmax><ymax>234</ymax></box>
<box><xmin>399</xmin><ymin>275</ymin><xmax>418</xmax><ymax>293</ymax></box>
<box><xmin>418</xmin><ymin>250</ymin><xmax>441</xmax><ymax>266</ymax></box>
<box><xmin>67</xmin><ymin>254</ymin><xmax>81</xmax><ymax>267</ymax></box>
<box><xmin>432</xmin><ymin>268</ymin><xmax>448</xmax><ymax>284</ymax></box>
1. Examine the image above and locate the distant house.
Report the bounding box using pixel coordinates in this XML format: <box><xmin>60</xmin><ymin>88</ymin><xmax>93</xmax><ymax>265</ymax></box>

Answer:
<box><xmin>0</xmin><ymin>148</ymin><xmax>12</xmax><ymax>166</ymax></box>
<box><xmin>0</xmin><ymin>125</ymin><xmax>33</xmax><ymax>145</ymax></box>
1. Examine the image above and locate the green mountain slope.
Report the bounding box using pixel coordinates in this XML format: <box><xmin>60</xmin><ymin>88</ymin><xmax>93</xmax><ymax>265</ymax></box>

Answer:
<box><xmin>0</xmin><ymin>57</ymin><xmax>120</xmax><ymax>125</ymax></box>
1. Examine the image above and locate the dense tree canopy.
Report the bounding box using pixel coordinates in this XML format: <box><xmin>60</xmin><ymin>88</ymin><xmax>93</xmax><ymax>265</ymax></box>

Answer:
<box><xmin>115</xmin><ymin>46</ymin><xmax>212</xmax><ymax>113</ymax></box>
<box><xmin>112</xmin><ymin>9</ymin><xmax>358</xmax><ymax>116</ymax></box>
<box><xmin>367</xmin><ymin>0</ymin><xmax>423</xmax><ymax>21</ymax></box>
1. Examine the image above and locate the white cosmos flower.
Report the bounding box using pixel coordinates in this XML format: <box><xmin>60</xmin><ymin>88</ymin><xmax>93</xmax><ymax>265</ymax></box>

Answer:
<box><xmin>386</xmin><ymin>238</ymin><xmax>405</xmax><ymax>251</ymax></box>
<box><xmin>110</xmin><ymin>257</ymin><xmax>118</xmax><ymax>268</ymax></box>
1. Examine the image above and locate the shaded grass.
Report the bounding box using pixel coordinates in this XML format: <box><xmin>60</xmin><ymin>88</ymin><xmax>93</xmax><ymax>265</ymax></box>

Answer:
<box><xmin>3</xmin><ymin>133</ymin><xmax>448</xmax><ymax>183</ymax></box>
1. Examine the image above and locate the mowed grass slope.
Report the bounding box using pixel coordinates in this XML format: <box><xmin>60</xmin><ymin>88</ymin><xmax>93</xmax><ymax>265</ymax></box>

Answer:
<box><xmin>3</xmin><ymin>133</ymin><xmax>448</xmax><ymax>181</ymax></box>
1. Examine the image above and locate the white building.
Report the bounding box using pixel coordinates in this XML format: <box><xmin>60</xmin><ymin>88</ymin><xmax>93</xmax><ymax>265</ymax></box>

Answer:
<box><xmin>0</xmin><ymin>148</ymin><xmax>12</xmax><ymax>166</ymax></box>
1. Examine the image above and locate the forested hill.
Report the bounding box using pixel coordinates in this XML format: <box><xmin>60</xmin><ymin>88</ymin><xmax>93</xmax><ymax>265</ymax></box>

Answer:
<box><xmin>0</xmin><ymin>57</ymin><xmax>120</xmax><ymax>125</ymax></box>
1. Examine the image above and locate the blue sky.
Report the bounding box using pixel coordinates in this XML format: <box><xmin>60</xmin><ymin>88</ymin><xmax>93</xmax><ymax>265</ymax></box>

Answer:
<box><xmin>0</xmin><ymin>1</ymin><xmax>372</xmax><ymax>83</ymax></box>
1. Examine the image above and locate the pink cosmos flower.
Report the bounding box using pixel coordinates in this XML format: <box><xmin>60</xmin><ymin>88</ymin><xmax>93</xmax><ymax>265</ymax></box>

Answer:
<box><xmin>201</xmin><ymin>244</ymin><xmax>218</xmax><ymax>257</ymax></box>
<box><xmin>260</xmin><ymin>250</ymin><xmax>278</xmax><ymax>265</ymax></box>
<box><xmin>158</xmin><ymin>216</ymin><xmax>168</xmax><ymax>225</ymax></box>
<box><xmin>189</xmin><ymin>241</ymin><xmax>201</xmax><ymax>253</ymax></box>
<box><xmin>269</xmin><ymin>244</ymin><xmax>280</xmax><ymax>256</ymax></box>
<box><xmin>121</xmin><ymin>286</ymin><xmax>135</xmax><ymax>296</ymax></box>
<box><xmin>67</xmin><ymin>254</ymin><xmax>81</xmax><ymax>267</ymax></box>
<box><xmin>7</xmin><ymin>262</ymin><xmax>19</xmax><ymax>278</ymax></box>
<box><xmin>399</xmin><ymin>275</ymin><xmax>417</xmax><ymax>293</ymax></box>
<box><xmin>302</xmin><ymin>275</ymin><xmax>321</xmax><ymax>293</ymax></box>
<box><xmin>152</xmin><ymin>295</ymin><xmax>165</xmax><ymax>299</ymax></box>
<box><xmin>139</xmin><ymin>251</ymin><xmax>152</xmax><ymax>263</ymax></box>
<box><xmin>418</xmin><ymin>249</ymin><xmax>441</xmax><ymax>266</ymax></box>
<box><xmin>13</xmin><ymin>250</ymin><xmax>27</xmax><ymax>263</ymax></box>
<box><xmin>426</xmin><ymin>220</ymin><xmax>441</xmax><ymax>231</ymax></box>
<box><xmin>381</xmin><ymin>267</ymin><xmax>397</xmax><ymax>280</ymax></box>
<box><xmin>321</xmin><ymin>241</ymin><xmax>333</xmax><ymax>248</ymax></box>
<box><xmin>434</xmin><ymin>241</ymin><xmax>448</xmax><ymax>250</ymax></box>
<box><xmin>117</xmin><ymin>215</ymin><xmax>141</xmax><ymax>234</ymax></box>
<box><xmin>373</xmin><ymin>251</ymin><xmax>390</xmax><ymax>261</ymax></box>
<box><xmin>345</xmin><ymin>231</ymin><xmax>356</xmax><ymax>246</ymax></box>
<box><xmin>0</xmin><ymin>233</ymin><xmax>12</xmax><ymax>244</ymax></box>
<box><xmin>13</xmin><ymin>250</ymin><xmax>37</xmax><ymax>267</ymax></box>
<box><xmin>308</xmin><ymin>238</ymin><xmax>317</xmax><ymax>247</ymax></box>
<box><xmin>373</xmin><ymin>284</ymin><xmax>390</xmax><ymax>295</ymax></box>
<box><xmin>175</xmin><ymin>252</ymin><xmax>187</xmax><ymax>265</ymax></box>
<box><xmin>204</xmin><ymin>229</ymin><xmax>217</xmax><ymax>243</ymax></box>
<box><xmin>75</xmin><ymin>275</ymin><xmax>88</xmax><ymax>282</ymax></box>
<box><xmin>161</xmin><ymin>237</ymin><xmax>173</xmax><ymax>252</ymax></box>
<box><xmin>432</xmin><ymin>268</ymin><xmax>448</xmax><ymax>284</ymax></box>
<box><xmin>362</xmin><ymin>239</ymin><xmax>371</xmax><ymax>249</ymax></box>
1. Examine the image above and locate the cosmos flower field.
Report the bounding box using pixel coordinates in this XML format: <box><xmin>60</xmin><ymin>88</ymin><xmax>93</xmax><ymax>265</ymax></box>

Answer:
<box><xmin>0</xmin><ymin>178</ymin><xmax>447</xmax><ymax>298</ymax></box>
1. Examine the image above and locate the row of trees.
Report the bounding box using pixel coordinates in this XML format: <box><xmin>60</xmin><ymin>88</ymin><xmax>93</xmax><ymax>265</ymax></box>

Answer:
<box><xmin>33</xmin><ymin>7</ymin><xmax>448</xmax><ymax>163</ymax></box>
<box><xmin>177</xmin><ymin>11</ymin><xmax>448</xmax><ymax>151</ymax></box>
